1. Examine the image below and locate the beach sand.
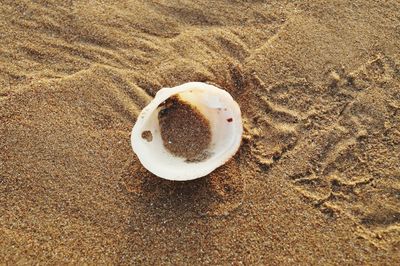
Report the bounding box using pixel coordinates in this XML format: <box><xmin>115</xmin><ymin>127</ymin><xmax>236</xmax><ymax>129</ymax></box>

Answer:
<box><xmin>1</xmin><ymin>0</ymin><xmax>399</xmax><ymax>264</ymax></box>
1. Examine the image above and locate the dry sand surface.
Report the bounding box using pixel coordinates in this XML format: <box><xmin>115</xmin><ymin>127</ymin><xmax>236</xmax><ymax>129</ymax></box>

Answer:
<box><xmin>1</xmin><ymin>0</ymin><xmax>400</xmax><ymax>264</ymax></box>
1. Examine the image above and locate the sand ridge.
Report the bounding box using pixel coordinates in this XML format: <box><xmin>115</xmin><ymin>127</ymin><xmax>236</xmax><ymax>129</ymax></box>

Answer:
<box><xmin>1</xmin><ymin>0</ymin><xmax>400</xmax><ymax>264</ymax></box>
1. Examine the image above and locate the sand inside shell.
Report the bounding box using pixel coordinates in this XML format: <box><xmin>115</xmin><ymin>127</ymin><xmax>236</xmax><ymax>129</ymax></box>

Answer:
<box><xmin>158</xmin><ymin>96</ymin><xmax>211</xmax><ymax>162</ymax></box>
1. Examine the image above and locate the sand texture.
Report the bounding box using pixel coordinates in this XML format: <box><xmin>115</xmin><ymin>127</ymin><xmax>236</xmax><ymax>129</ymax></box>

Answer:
<box><xmin>1</xmin><ymin>0</ymin><xmax>400</xmax><ymax>264</ymax></box>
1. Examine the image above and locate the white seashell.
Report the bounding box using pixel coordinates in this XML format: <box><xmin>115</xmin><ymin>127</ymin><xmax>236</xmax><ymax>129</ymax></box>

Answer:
<box><xmin>131</xmin><ymin>82</ymin><xmax>242</xmax><ymax>181</ymax></box>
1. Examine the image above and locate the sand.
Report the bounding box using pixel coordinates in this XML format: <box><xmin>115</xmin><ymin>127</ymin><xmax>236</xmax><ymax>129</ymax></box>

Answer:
<box><xmin>0</xmin><ymin>0</ymin><xmax>399</xmax><ymax>264</ymax></box>
<box><xmin>158</xmin><ymin>96</ymin><xmax>211</xmax><ymax>161</ymax></box>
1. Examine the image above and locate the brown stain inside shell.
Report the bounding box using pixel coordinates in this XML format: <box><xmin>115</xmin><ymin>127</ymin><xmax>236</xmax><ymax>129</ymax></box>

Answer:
<box><xmin>141</xmin><ymin>130</ymin><xmax>153</xmax><ymax>142</ymax></box>
<box><xmin>158</xmin><ymin>96</ymin><xmax>211</xmax><ymax>162</ymax></box>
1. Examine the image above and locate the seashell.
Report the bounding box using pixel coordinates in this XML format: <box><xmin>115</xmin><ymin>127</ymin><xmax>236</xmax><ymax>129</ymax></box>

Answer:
<box><xmin>131</xmin><ymin>82</ymin><xmax>242</xmax><ymax>181</ymax></box>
